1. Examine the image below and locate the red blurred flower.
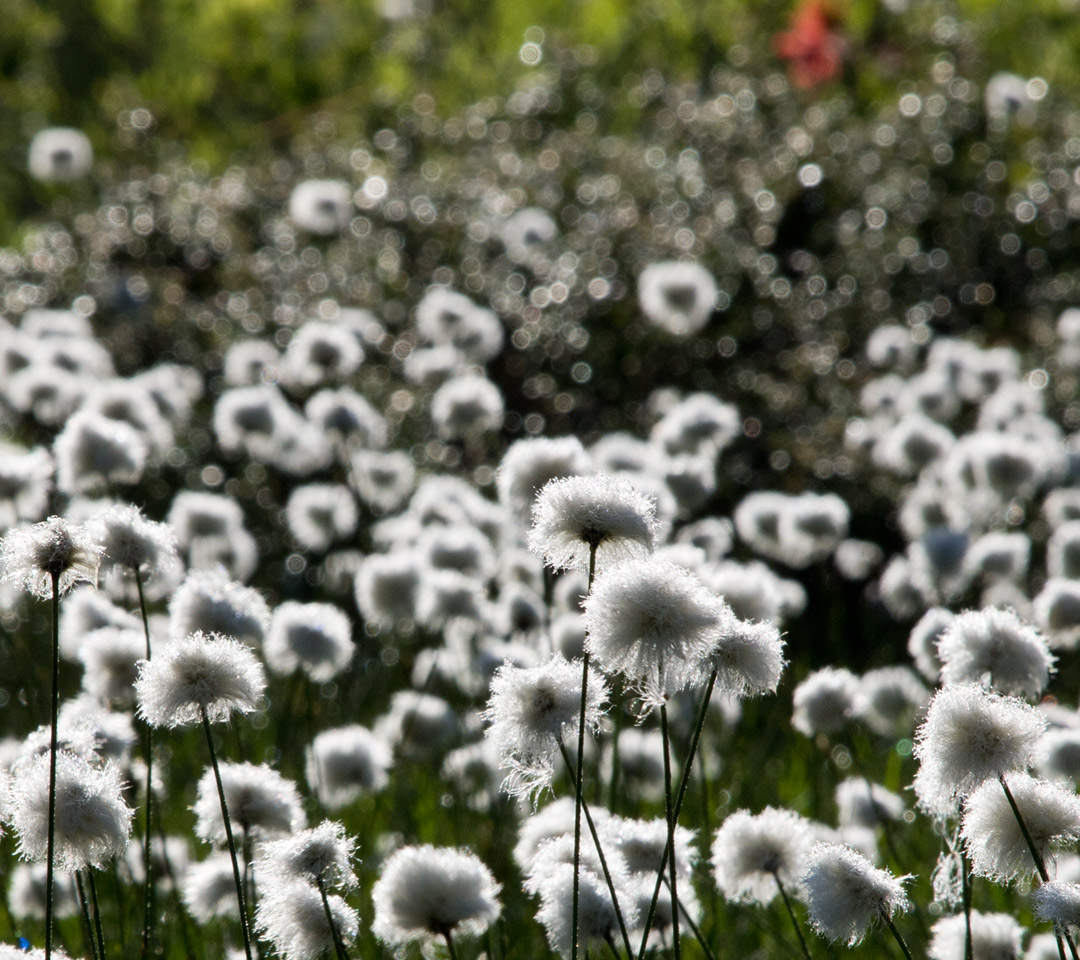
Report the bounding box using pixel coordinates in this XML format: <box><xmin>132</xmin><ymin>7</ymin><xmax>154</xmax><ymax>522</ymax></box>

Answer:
<box><xmin>773</xmin><ymin>0</ymin><xmax>846</xmax><ymax>89</ymax></box>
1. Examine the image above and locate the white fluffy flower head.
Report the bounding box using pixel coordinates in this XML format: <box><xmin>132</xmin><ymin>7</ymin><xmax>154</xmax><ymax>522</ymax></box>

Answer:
<box><xmin>483</xmin><ymin>654</ymin><xmax>608</xmax><ymax>801</ymax></box>
<box><xmin>135</xmin><ymin>631</ymin><xmax>266</xmax><ymax>728</ymax></box>
<box><xmin>802</xmin><ymin>842</ymin><xmax>910</xmax><ymax>946</ymax></box>
<box><xmin>371</xmin><ymin>844</ymin><xmax>501</xmax><ymax>944</ymax></box>
<box><xmin>1</xmin><ymin>516</ymin><xmax>101</xmax><ymax>599</ymax></box>
<box><xmin>711</xmin><ymin>806</ymin><xmax>815</xmax><ymax>905</ymax></box>
<box><xmin>528</xmin><ymin>474</ymin><xmax>659</xmax><ymax>573</ymax></box>
<box><xmin>7</xmin><ymin>749</ymin><xmax>133</xmax><ymax>871</ymax></box>
<box><xmin>937</xmin><ymin>606</ymin><xmax>1054</xmax><ymax>697</ymax></box>
<box><xmin>914</xmin><ymin>684</ymin><xmax>1045</xmax><ymax>817</ymax></box>
<box><xmin>584</xmin><ymin>557</ymin><xmax>728</xmax><ymax>707</ymax></box>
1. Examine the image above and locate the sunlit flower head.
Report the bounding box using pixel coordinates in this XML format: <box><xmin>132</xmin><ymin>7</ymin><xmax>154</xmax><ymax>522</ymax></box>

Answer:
<box><xmin>584</xmin><ymin>557</ymin><xmax>728</xmax><ymax>707</ymax></box>
<box><xmin>28</xmin><ymin>127</ymin><xmax>93</xmax><ymax>182</ymax></box>
<box><xmin>288</xmin><ymin>179</ymin><xmax>352</xmax><ymax>235</ymax></box>
<box><xmin>711</xmin><ymin>806</ymin><xmax>815</xmax><ymax>905</ymax></box>
<box><xmin>371</xmin><ymin>844</ymin><xmax>501</xmax><ymax>945</ymax></box>
<box><xmin>638</xmin><ymin>261</ymin><xmax>717</xmax><ymax>336</ymax></box>
<box><xmin>1</xmin><ymin>516</ymin><xmax>101</xmax><ymax>599</ymax></box>
<box><xmin>528</xmin><ymin>474</ymin><xmax>659</xmax><ymax>573</ymax></box>
<box><xmin>802</xmin><ymin>842</ymin><xmax>910</xmax><ymax>946</ymax></box>
<box><xmin>135</xmin><ymin>630</ymin><xmax>266</xmax><ymax>727</ymax></box>
<box><xmin>194</xmin><ymin>761</ymin><xmax>305</xmax><ymax>843</ymax></box>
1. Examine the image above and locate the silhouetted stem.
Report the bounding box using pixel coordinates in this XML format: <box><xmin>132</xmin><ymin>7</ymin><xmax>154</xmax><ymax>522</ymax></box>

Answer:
<box><xmin>558</xmin><ymin>741</ymin><xmax>634</xmax><ymax>959</ymax></box>
<box><xmin>659</xmin><ymin>703</ymin><xmax>681</xmax><ymax>960</ymax></box>
<box><xmin>774</xmin><ymin>872</ymin><xmax>813</xmax><ymax>960</ymax></box>
<box><xmin>135</xmin><ymin>567</ymin><xmax>154</xmax><ymax>960</ymax></box>
<box><xmin>201</xmin><ymin>707</ymin><xmax>254</xmax><ymax>960</ymax></box>
<box><xmin>46</xmin><ymin>571</ymin><xmax>60</xmax><ymax>960</ymax></box>
<box><xmin>884</xmin><ymin>914</ymin><xmax>914</xmax><ymax>960</ymax></box>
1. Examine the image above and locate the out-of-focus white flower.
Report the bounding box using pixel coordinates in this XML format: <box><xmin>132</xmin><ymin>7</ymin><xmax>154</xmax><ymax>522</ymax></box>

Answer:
<box><xmin>638</xmin><ymin>261</ymin><xmax>717</xmax><ymax>336</ymax></box>
<box><xmin>288</xmin><ymin>180</ymin><xmax>352</xmax><ymax>235</ymax></box>
<box><xmin>711</xmin><ymin>806</ymin><xmax>815</xmax><ymax>904</ymax></box>
<box><xmin>371</xmin><ymin>845</ymin><xmax>501</xmax><ymax>946</ymax></box>
<box><xmin>306</xmin><ymin>725</ymin><xmax>392</xmax><ymax>809</ymax></box>
<box><xmin>194</xmin><ymin>761</ymin><xmax>305</xmax><ymax>843</ymax></box>
<box><xmin>28</xmin><ymin>128</ymin><xmax>93</xmax><ymax>182</ymax></box>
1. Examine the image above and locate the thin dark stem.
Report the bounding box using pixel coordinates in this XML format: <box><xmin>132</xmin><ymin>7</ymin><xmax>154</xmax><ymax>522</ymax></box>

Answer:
<box><xmin>75</xmin><ymin>872</ymin><xmax>99</xmax><ymax>960</ymax></box>
<box><xmin>773</xmin><ymin>872</ymin><xmax>813</xmax><ymax>960</ymax></box>
<box><xmin>135</xmin><ymin>567</ymin><xmax>154</xmax><ymax>960</ymax></box>
<box><xmin>636</xmin><ymin>667</ymin><xmax>718</xmax><ymax>960</ymax></box>
<box><xmin>884</xmin><ymin>914</ymin><xmax>913</xmax><ymax>960</ymax></box>
<box><xmin>661</xmin><ymin>876</ymin><xmax>717</xmax><ymax>960</ymax></box>
<box><xmin>604</xmin><ymin>932</ymin><xmax>621</xmax><ymax>960</ymax></box>
<box><xmin>316</xmin><ymin>877</ymin><xmax>349</xmax><ymax>960</ymax></box>
<box><xmin>200</xmin><ymin>707</ymin><xmax>254</xmax><ymax>960</ymax></box>
<box><xmin>999</xmin><ymin>773</ymin><xmax>1050</xmax><ymax>882</ymax></box>
<box><xmin>608</xmin><ymin>681</ymin><xmax>623</xmax><ymax>815</ymax></box>
<box><xmin>1063</xmin><ymin>928</ymin><xmax>1080</xmax><ymax>960</ymax></box>
<box><xmin>86</xmin><ymin>870</ymin><xmax>106</xmax><ymax>960</ymax></box>
<box><xmin>1000</xmin><ymin>777</ymin><xmax>1080</xmax><ymax>960</ymax></box>
<box><xmin>958</xmin><ymin>845</ymin><xmax>972</xmax><ymax>960</ymax></box>
<box><xmin>442</xmin><ymin>929</ymin><xmax>460</xmax><ymax>960</ymax></box>
<box><xmin>571</xmin><ymin>541</ymin><xmax>599</xmax><ymax>960</ymax></box>
<box><xmin>558</xmin><ymin>742</ymin><xmax>635</xmax><ymax>959</ymax></box>
<box><xmin>46</xmin><ymin>571</ymin><xmax>60</xmax><ymax>960</ymax></box>
<box><xmin>659</xmin><ymin>703</ymin><xmax>681</xmax><ymax>960</ymax></box>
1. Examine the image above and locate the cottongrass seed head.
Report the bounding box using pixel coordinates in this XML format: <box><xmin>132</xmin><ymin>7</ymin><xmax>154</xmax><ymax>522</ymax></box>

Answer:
<box><xmin>527</xmin><ymin>473</ymin><xmax>659</xmax><ymax>573</ymax></box>
<box><xmin>711</xmin><ymin>806</ymin><xmax>815</xmax><ymax>904</ymax></box>
<box><xmin>583</xmin><ymin>557</ymin><xmax>729</xmax><ymax>708</ymax></box>
<box><xmin>914</xmin><ymin>683</ymin><xmax>1045</xmax><ymax>817</ymax></box>
<box><xmin>937</xmin><ymin>606</ymin><xmax>1054</xmax><ymax>698</ymax></box>
<box><xmin>927</xmin><ymin>910</ymin><xmax>1023</xmax><ymax>960</ymax></box>
<box><xmin>87</xmin><ymin>502</ymin><xmax>180</xmax><ymax>594</ymax></box>
<box><xmin>257</xmin><ymin>820</ymin><xmax>357</xmax><ymax>890</ymax></box>
<box><xmin>700</xmin><ymin>613</ymin><xmax>785</xmax><ymax>699</ymax></box>
<box><xmin>534</xmin><ymin>861</ymin><xmax>633</xmax><ymax>959</ymax></box>
<box><xmin>135</xmin><ymin>630</ymin><xmax>266</xmax><ymax>727</ymax></box>
<box><xmin>802</xmin><ymin>842</ymin><xmax>910</xmax><ymax>946</ymax></box>
<box><xmin>1</xmin><ymin>516</ymin><xmax>101</xmax><ymax>599</ymax></box>
<box><xmin>483</xmin><ymin>653</ymin><xmax>608</xmax><ymax>801</ymax></box>
<box><xmin>961</xmin><ymin>772</ymin><xmax>1080</xmax><ymax>883</ymax></box>
<box><xmin>1032</xmin><ymin>880</ymin><xmax>1080</xmax><ymax>932</ymax></box>
<box><xmin>7</xmin><ymin>748</ymin><xmax>133</xmax><ymax>871</ymax></box>
<box><xmin>371</xmin><ymin>844</ymin><xmax>501</xmax><ymax>944</ymax></box>
<box><xmin>182</xmin><ymin>853</ymin><xmax>241</xmax><ymax>922</ymax></box>
<box><xmin>305</xmin><ymin>724</ymin><xmax>392</xmax><ymax>809</ymax></box>
<box><xmin>264</xmin><ymin>601</ymin><xmax>354</xmax><ymax>683</ymax></box>
<box><xmin>194</xmin><ymin>761</ymin><xmax>305</xmax><ymax>843</ymax></box>
<box><xmin>256</xmin><ymin>880</ymin><xmax>359</xmax><ymax>960</ymax></box>
<box><xmin>791</xmin><ymin>666</ymin><xmax>860</xmax><ymax>737</ymax></box>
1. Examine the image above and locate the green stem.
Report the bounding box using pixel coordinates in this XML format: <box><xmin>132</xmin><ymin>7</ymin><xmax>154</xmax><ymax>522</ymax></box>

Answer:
<box><xmin>46</xmin><ymin>570</ymin><xmax>60</xmax><ymax>960</ymax></box>
<box><xmin>135</xmin><ymin>567</ymin><xmax>154</xmax><ymax>960</ymax></box>
<box><xmin>884</xmin><ymin>914</ymin><xmax>914</xmax><ymax>960</ymax></box>
<box><xmin>999</xmin><ymin>773</ymin><xmax>1050</xmax><ymax>882</ymax></box>
<box><xmin>960</xmin><ymin>847</ymin><xmax>972</xmax><ymax>960</ymax></box>
<box><xmin>316</xmin><ymin>877</ymin><xmax>349</xmax><ymax>960</ymax></box>
<box><xmin>659</xmin><ymin>703</ymin><xmax>681</xmax><ymax>960</ymax></box>
<box><xmin>607</xmin><ymin>681</ymin><xmax>623</xmax><ymax>815</ymax></box>
<box><xmin>75</xmin><ymin>871</ymin><xmax>99</xmax><ymax>960</ymax></box>
<box><xmin>86</xmin><ymin>870</ymin><xmax>106</xmax><ymax>960</ymax></box>
<box><xmin>571</xmin><ymin>541</ymin><xmax>599</xmax><ymax>960</ymax></box>
<box><xmin>558</xmin><ymin>742</ymin><xmax>635</xmax><ymax>959</ymax></box>
<box><xmin>1001</xmin><ymin>776</ymin><xmax>1080</xmax><ymax>960</ymax></box>
<box><xmin>636</xmin><ymin>667</ymin><xmax>718</xmax><ymax>960</ymax></box>
<box><xmin>443</xmin><ymin>929</ymin><xmax>460</xmax><ymax>960</ymax></box>
<box><xmin>200</xmin><ymin>707</ymin><xmax>254</xmax><ymax>960</ymax></box>
<box><xmin>662</xmin><ymin>876</ymin><xmax>717</xmax><ymax>960</ymax></box>
<box><xmin>774</xmin><ymin>872</ymin><xmax>813</xmax><ymax>960</ymax></box>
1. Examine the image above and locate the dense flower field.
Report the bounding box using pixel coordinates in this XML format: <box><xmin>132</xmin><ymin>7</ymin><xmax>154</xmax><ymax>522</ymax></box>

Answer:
<box><xmin>6</xmin><ymin>13</ymin><xmax>1080</xmax><ymax>960</ymax></box>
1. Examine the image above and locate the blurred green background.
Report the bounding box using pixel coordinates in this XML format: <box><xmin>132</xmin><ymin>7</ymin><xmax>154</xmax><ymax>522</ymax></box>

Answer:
<box><xmin>6</xmin><ymin>0</ymin><xmax>1080</xmax><ymax>239</ymax></box>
